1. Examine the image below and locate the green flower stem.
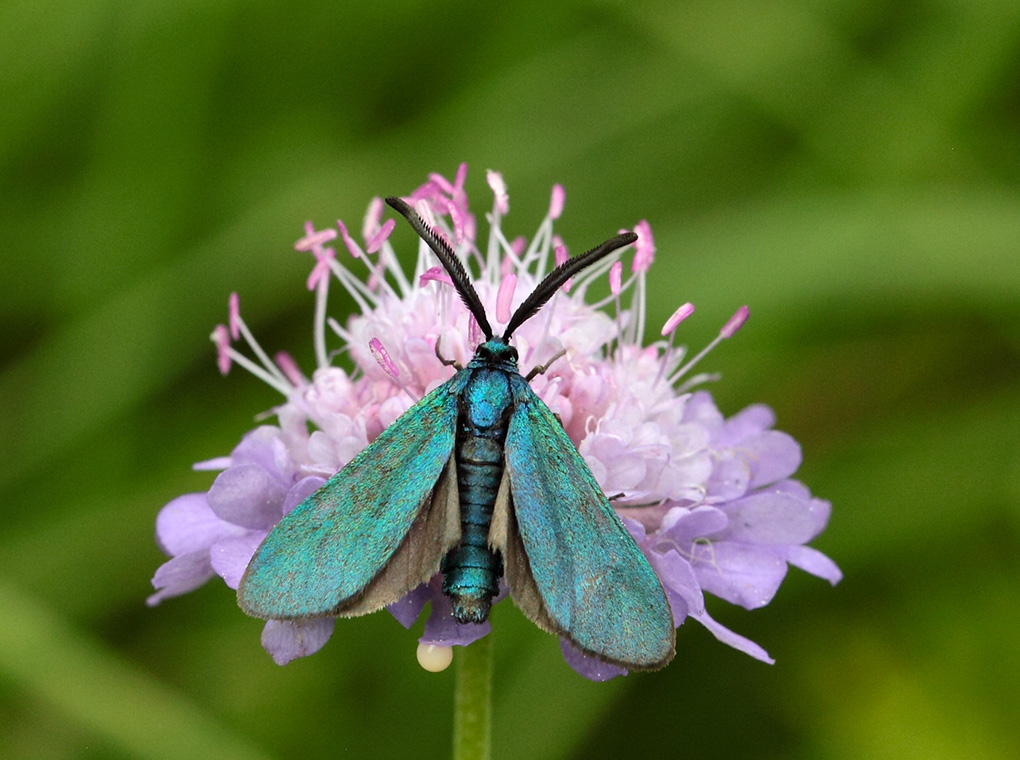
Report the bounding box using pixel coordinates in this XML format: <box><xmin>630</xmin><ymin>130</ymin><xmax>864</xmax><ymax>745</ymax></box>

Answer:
<box><xmin>453</xmin><ymin>635</ymin><xmax>493</xmax><ymax>760</ymax></box>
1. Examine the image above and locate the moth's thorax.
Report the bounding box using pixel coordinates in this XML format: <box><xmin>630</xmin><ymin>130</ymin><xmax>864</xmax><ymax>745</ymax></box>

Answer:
<box><xmin>462</xmin><ymin>368</ymin><xmax>513</xmax><ymax>429</ymax></box>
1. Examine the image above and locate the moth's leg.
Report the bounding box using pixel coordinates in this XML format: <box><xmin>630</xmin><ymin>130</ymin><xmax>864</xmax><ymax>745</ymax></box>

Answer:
<box><xmin>608</xmin><ymin>493</ymin><xmax>664</xmax><ymax>509</ymax></box>
<box><xmin>435</xmin><ymin>337</ymin><xmax>462</xmax><ymax>370</ymax></box>
<box><xmin>525</xmin><ymin>349</ymin><xmax>567</xmax><ymax>381</ymax></box>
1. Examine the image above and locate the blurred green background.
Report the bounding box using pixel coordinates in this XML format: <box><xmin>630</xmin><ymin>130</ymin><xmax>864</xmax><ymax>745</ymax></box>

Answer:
<box><xmin>2</xmin><ymin>0</ymin><xmax>1018</xmax><ymax>758</ymax></box>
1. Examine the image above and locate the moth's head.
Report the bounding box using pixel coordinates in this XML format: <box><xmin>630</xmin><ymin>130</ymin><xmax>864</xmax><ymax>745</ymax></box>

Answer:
<box><xmin>473</xmin><ymin>338</ymin><xmax>518</xmax><ymax>368</ymax></box>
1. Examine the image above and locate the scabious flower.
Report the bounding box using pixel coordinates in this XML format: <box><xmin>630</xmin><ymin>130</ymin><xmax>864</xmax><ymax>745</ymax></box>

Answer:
<box><xmin>149</xmin><ymin>164</ymin><xmax>841</xmax><ymax>679</ymax></box>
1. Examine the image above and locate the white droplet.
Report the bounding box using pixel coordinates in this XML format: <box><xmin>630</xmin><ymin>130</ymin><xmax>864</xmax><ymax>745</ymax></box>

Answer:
<box><xmin>416</xmin><ymin>643</ymin><xmax>454</xmax><ymax>672</ymax></box>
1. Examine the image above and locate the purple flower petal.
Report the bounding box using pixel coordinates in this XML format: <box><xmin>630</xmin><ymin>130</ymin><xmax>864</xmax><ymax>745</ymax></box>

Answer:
<box><xmin>210</xmin><ymin>531</ymin><xmax>266</xmax><ymax>589</ymax></box>
<box><xmin>261</xmin><ymin>619</ymin><xmax>335</xmax><ymax>665</ymax></box>
<box><xmin>718</xmin><ymin>490</ymin><xmax>829</xmax><ymax>545</ymax></box>
<box><xmin>718</xmin><ymin>403</ymin><xmax>775</xmax><ymax>444</ymax></box>
<box><xmin>147</xmin><ymin>550</ymin><xmax>215</xmax><ymax>606</ymax></box>
<box><xmin>653</xmin><ymin>449</ymin><xmax>714</xmax><ymax>499</ymax></box>
<box><xmin>682</xmin><ymin>391</ymin><xmax>725</xmax><ymax>436</ymax></box>
<box><xmin>705</xmin><ymin>454</ymin><xmax>751</xmax><ymax>501</ymax></box>
<box><xmin>207</xmin><ymin>464</ymin><xmax>287</xmax><ymax>529</ymax></box>
<box><xmin>193</xmin><ymin>455</ymin><xmax>232</xmax><ymax>471</ymax></box>
<box><xmin>588</xmin><ymin>433</ymin><xmax>649</xmax><ymax>489</ymax></box>
<box><xmin>623</xmin><ymin>517</ymin><xmax>647</xmax><ymax>543</ymax></box>
<box><xmin>782</xmin><ymin>545</ymin><xmax>843</xmax><ymax>585</ymax></box>
<box><xmin>807</xmin><ymin>496</ymin><xmax>832</xmax><ymax>532</ymax></box>
<box><xmin>560</xmin><ymin>640</ymin><xmax>628</xmax><ymax>681</ymax></box>
<box><xmin>231</xmin><ymin>426</ymin><xmax>293</xmax><ymax>481</ymax></box>
<box><xmin>692</xmin><ymin>541</ymin><xmax>788</xmax><ymax>609</ymax></box>
<box><xmin>741</xmin><ymin>431</ymin><xmax>802</xmax><ymax>488</ymax></box>
<box><xmin>388</xmin><ymin>585</ymin><xmax>431</xmax><ymax>629</ymax></box>
<box><xmin>420</xmin><ymin>590</ymin><xmax>490</xmax><ymax>647</ymax></box>
<box><xmin>645</xmin><ymin>546</ymin><xmax>703</xmax><ymax>624</ymax></box>
<box><xmin>283</xmin><ymin>475</ymin><xmax>326</xmax><ymax>516</ymax></box>
<box><xmin>691</xmin><ymin>608</ymin><xmax>774</xmax><ymax>663</ymax></box>
<box><xmin>772</xmin><ymin>478</ymin><xmax>811</xmax><ymax>501</ymax></box>
<box><xmin>658</xmin><ymin>505</ymin><xmax>729</xmax><ymax>546</ymax></box>
<box><xmin>154</xmin><ymin>493</ymin><xmax>248</xmax><ymax>556</ymax></box>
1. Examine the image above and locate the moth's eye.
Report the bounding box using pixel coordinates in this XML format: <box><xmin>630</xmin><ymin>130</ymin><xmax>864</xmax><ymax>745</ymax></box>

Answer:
<box><xmin>477</xmin><ymin>345</ymin><xmax>492</xmax><ymax>360</ymax></box>
<box><xmin>509</xmin><ymin>346</ymin><xmax>519</xmax><ymax>362</ymax></box>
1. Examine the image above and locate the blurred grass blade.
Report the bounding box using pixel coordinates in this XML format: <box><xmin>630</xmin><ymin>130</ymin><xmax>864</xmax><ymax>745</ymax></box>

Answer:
<box><xmin>0</xmin><ymin>577</ymin><xmax>274</xmax><ymax>760</ymax></box>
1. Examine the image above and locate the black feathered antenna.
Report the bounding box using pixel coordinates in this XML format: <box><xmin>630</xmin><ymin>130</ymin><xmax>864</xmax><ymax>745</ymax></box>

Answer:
<box><xmin>502</xmin><ymin>231</ymin><xmax>637</xmax><ymax>340</ymax></box>
<box><xmin>386</xmin><ymin>196</ymin><xmax>494</xmax><ymax>340</ymax></box>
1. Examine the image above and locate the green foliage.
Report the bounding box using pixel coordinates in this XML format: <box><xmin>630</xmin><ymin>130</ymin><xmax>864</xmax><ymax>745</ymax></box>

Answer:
<box><xmin>2</xmin><ymin>0</ymin><xmax>1018</xmax><ymax>757</ymax></box>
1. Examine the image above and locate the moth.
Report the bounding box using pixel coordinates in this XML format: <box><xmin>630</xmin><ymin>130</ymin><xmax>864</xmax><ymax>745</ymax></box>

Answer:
<box><xmin>237</xmin><ymin>196</ymin><xmax>676</xmax><ymax>670</ymax></box>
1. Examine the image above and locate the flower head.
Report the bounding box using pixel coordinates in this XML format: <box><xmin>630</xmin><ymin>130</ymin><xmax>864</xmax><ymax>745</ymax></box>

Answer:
<box><xmin>150</xmin><ymin>165</ymin><xmax>840</xmax><ymax>678</ymax></box>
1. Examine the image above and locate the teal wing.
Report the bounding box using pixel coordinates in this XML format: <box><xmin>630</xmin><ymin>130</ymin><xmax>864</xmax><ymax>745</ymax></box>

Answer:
<box><xmin>238</xmin><ymin>374</ymin><xmax>466</xmax><ymax>620</ymax></box>
<box><xmin>498</xmin><ymin>374</ymin><xmax>675</xmax><ymax>670</ymax></box>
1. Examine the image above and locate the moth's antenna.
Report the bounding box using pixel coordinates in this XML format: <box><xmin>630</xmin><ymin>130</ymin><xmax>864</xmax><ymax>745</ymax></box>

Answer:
<box><xmin>386</xmin><ymin>197</ymin><xmax>494</xmax><ymax>341</ymax></box>
<box><xmin>503</xmin><ymin>231</ymin><xmax>637</xmax><ymax>340</ymax></box>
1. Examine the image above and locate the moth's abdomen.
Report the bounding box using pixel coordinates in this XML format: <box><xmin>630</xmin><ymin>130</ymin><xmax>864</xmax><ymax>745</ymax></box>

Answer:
<box><xmin>444</xmin><ymin>433</ymin><xmax>505</xmax><ymax>623</ymax></box>
<box><xmin>443</xmin><ymin>370</ymin><xmax>511</xmax><ymax>624</ymax></box>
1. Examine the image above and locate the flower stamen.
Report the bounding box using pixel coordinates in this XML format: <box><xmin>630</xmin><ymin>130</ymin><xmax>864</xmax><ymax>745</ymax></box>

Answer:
<box><xmin>487</xmin><ymin>169</ymin><xmax>509</xmax><ymax>216</ymax></box>
<box><xmin>548</xmin><ymin>183</ymin><xmax>565</xmax><ymax>220</ymax></box>
<box><xmin>370</xmin><ymin>337</ymin><xmax>419</xmax><ymax>401</ymax></box>
<box><xmin>210</xmin><ymin>324</ymin><xmax>292</xmax><ymax>395</ymax></box>
<box><xmin>218</xmin><ymin>293</ymin><xmax>292</xmax><ymax>392</ymax></box>
<box><xmin>365</xmin><ymin>218</ymin><xmax>396</xmax><ymax>254</ymax></box>
<box><xmin>274</xmin><ymin>351</ymin><xmax>306</xmax><ymax>387</ymax></box>
<box><xmin>496</xmin><ymin>273</ymin><xmax>517</xmax><ymax>325</ymax></box>
<box><xmin>655</xmin><ymin>302</ymin><xmax>696</xmax><ymax>387</ymax></box>
<box><xmin>668</xmin><ymin>305</ymin><xmax>750</xmax><ymax>387</ymax></box>
<box><xmin>294</xmin><ymin>221</ymin><xmax>338</xmax><ymax>254</ymax></box>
